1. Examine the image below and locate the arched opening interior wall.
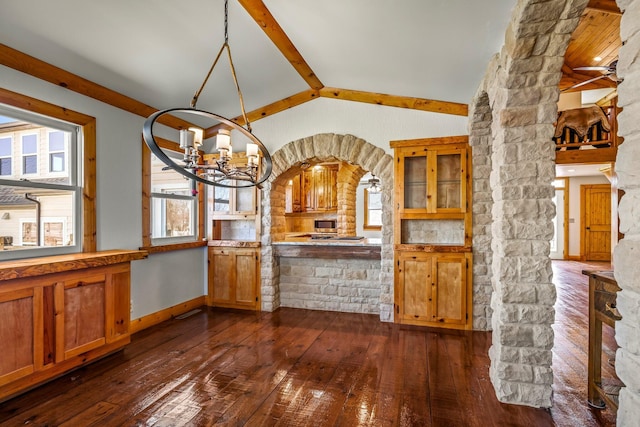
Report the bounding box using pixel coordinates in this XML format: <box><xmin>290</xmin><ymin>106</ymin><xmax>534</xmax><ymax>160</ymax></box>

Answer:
<box><xmin>471</xmin><ymin>0</ymin><xmax>591</xmax><ymax>408</ymax></box>
<box><xmin>259</xmin><ymin>133</ymin><xmax>395</xmax><ymax>321</ymax></box>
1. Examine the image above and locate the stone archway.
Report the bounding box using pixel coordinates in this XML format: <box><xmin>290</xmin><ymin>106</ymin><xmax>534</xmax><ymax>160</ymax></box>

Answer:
<box><xmin>471</xmin><ymin>0</ymin><xmax>592</xmax><ymax>408</ymax></box>
<box><xmin>259</xmin><ymin>133</ymin><xmax>395</xmax><ymax>322</ymax></box>
<box><xmin>473</xmin><ymin>0</ymin><xmax>640</xmax><ymax>417</ymax></box>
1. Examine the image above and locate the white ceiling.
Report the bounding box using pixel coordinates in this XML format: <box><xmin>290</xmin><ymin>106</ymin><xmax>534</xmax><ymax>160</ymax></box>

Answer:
<box><xmin>0</xmin><ymin>0</ymin><xmax>517</xmax><ymax>120</ymax></box>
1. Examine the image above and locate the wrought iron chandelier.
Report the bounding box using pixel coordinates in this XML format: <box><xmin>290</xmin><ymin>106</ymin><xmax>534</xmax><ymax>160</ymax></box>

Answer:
<box><xmin>142</xmin><ymin>0</ymin><xmax>272</xmax><ymax>189</ymax></box>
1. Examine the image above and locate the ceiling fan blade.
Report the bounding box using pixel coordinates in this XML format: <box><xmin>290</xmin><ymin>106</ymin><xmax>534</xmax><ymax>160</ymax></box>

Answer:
<box><xmin>561</xmin><ymin>74</ymin><xmax>609</xmax><ymax>92</ymax></box>
<box><xmin>574</xmin><ymin>66</ymin><xmax>610</xmax><ymax>71</ymax></box>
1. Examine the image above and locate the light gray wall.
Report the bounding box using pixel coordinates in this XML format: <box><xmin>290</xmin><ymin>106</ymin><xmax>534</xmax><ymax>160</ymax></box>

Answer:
<box><xmin>1</xmin><ymin>63</ymin><xmax>467</xmax><ymax>320</ymax></box>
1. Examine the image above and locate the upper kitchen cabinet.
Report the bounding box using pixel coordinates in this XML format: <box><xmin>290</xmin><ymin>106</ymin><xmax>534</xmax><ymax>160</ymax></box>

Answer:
<box><xmin>209</xmin><ymin>179</ymin><xmax>258</xmax><ymax>219</ymax></box>
<box><xmin>285</xmin><ymin>164</ymin><xmax>338</xmax><ymax>213</ymax></box>
<box><xmin>393</xmin><ymin>137</ymin><xmax>468</xmax><ymax>215</ymax></box>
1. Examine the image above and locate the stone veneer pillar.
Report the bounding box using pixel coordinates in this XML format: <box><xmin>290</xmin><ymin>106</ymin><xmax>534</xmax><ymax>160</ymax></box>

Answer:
<box><xmin>469</xmin><ymin>92</ymin><xmax>494</xmax><ymax>331</ymax></box>
<box><xmin>261</xmin><ymin>133</ymin><xmax>395</xmax><ymax>321</ymax></box>
<box><xmin>612</xmin><ymin>0</ymin><xmax>640</xmax><ymax>423</ymax></box>
<box><xmin>471</xmin><ymin>0</ymin><xmax>590</xmax><ymax>408</ymax></box>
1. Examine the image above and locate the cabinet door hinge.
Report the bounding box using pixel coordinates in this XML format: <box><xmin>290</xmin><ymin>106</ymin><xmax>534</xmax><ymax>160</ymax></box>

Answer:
<box><xmin>466</xmin><ymin>259</ymin><xmax>469</xmax><ymax>268</ymax></box>
<box><xmin>256</xmin><ymin>297</ymin><xmax>259</xmax><ymax>302</ymax></box>
<box><xmin>466</xmin><ymin>313</ymin><xmax>469</xmax><ymax>320</ymax></box>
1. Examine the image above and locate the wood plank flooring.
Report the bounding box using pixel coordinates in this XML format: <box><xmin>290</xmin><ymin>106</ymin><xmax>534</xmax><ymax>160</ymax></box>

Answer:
<box><xmin>0</xmin><ymin>260</ymin><xmax>618</xmax><ymax>426</ymax></box>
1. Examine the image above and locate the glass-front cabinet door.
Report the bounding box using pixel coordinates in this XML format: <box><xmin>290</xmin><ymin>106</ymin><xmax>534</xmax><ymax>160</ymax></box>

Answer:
<box><xmin>209</xmin><ymin>179</ymin><xmax>257</xmax><ymax>218</ymax></box>
<box><xmin>397</xmin><ymin>146</ymin><xmax>466</xmax><ymax>214</ymax></box>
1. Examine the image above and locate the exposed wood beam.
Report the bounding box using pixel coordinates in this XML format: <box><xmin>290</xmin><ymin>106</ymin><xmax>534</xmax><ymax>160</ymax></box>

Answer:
<box><xmin>319</xmin><ymin>87</ymin><xmax>469</xmax><ymax>116</ymax></box>
<box><xmin>585</xmin><ymin>0</ymin><xmax>622</xmax><ymax>15</ymax></box>
<box><xmin>237</xmin><ymin>0</ymin><xmax>324</xmax><ymax>90</ymax></box>
<box><xmin>0</xmin><ymin>43</ymin><xmax>194</xmax><ymax>131</ymax></box>
<box><xmin>204</xmin><ymin>89</ymin><xmax>319</xmax><ymax>138</ymax></box>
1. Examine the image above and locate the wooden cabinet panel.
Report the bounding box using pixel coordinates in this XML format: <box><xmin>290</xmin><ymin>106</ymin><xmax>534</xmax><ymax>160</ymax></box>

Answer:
<box><xmin>0</xmin><ymin>251</ymin><xmax>143</xmax><ymax>402</ymax></box>
<box><xmin>235</xmin><ymin>250</ymin><xmax>258</xmax><ymax>306</ymax></box>
<box><xmin>300</xmin><ymin>165</ymin><xmax>338</xmax><ymax>212</ymax></box>
<box><xmin>208</xmin><ymin>247</ymin><xmax>259</xmax><ymax>310</ymax></box>
<box><xmin>395</xmin><ymin>252</ymin><xmax>470</xmax><ymax>329</ymax></box>
<box><xmin>210</xmin><ymin>249</ymin><xmax>233</xmax><ymax>303</ymax></box>
<box><xmin>108</xmin><ymin>267</ymin><xmax>131</xmax><ymax>342</ymax></box>
<box><xmin>60</xmin><ymin>274</ymin><xmax>106</xmax><ymax>360</ymax></box>
<box><xmin>0</xmin><ymin>288</ymin><xmax>36</xmax><ymax>385</ymax></box>
<box><xmin>434</xmin><ymin>255</ymin><xmax>466</xmax><ymax>325</ymax></box>
<box><xmin>397</xmin><ymin>254</ymin><xmax>431</xmax><ymax>323</ymax></box>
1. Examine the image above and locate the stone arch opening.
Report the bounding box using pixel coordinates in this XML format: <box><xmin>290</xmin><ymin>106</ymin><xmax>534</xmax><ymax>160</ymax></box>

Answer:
<box><xmin>472</xmin><ymin>0</ymin><xmax>593</xmax><ymax>408</ymax></box>
<box><xmin>259</xmin><ymin>133</ymin><xmax>395</xmax><ymax>321</ymax></box>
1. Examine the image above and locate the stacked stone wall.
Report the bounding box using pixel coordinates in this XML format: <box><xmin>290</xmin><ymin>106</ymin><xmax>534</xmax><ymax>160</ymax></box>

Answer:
<box><xmin>279</xmin><ymin>257</ymin><xmax>381</xmax><ymax>314</ymax></box>
<box><xmin>469</xmin><ymin>92</ymin><xmax>494</xmax><ymax>331</ymax></box>
<box><xmin>612</xmin><ymin>0</ymin><xmax>640</xmax><ymax>423</ymax></box>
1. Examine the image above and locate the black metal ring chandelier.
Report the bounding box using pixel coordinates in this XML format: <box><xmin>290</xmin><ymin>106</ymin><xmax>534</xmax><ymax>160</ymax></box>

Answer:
<box><xmin>142</xmin><ymin>0</ymin><xmax>272</xmax><ymax>189</ymax></box>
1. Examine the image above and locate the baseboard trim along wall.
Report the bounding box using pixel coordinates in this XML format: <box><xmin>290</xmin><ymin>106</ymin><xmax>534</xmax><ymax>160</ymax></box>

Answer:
<box><xmin>130</xmin><ymin>296</ymin><xmax>206</xmax><ymax>334</ymax></box>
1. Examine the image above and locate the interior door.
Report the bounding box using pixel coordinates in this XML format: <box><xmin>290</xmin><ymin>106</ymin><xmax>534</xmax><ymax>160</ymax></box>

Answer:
<box><xmin>582</xmin><ymin>184</ymin><xmax>611</xmax><ymax>261</ymax></box>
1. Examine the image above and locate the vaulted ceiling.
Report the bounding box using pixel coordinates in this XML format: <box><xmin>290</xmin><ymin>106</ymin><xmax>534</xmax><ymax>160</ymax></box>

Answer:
<box><xmin>0</xmin><ymin>0</ymin><xmax>623</xmax><ymax>128</ymax></box>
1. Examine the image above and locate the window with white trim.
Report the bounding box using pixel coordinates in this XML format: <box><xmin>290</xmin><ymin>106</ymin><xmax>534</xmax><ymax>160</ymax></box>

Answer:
<box><xmin>48</xmin><ymin>130</ymin><xmax>66</xmax><ymax>173</ymax></box>
<box><xmin>21</xmin><ymin>133</ymin><xmax>38</xmax><ymax>175</ymax></box>
<box><xmin>150</xmin><ymin>152</ymin><xmax>197</xmax><ymax>244</ymax></box>
<box><xmin>0</xmin><ymin>136</ymin><xmax>11</xmax><ymax>176</ymax></box>
<box><xmin>0</xmin><ymin>104</ymin><xmax>81</xmax><ymax>259</ymax></box>
<box><xmin>364</xmin><ymin>187</ymin><xmax>382</xmax><ymax>230</ymax></box>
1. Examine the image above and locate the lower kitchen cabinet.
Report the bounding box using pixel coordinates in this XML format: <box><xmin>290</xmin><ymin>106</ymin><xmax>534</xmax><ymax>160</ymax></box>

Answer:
<box><xmin>208</xmin><ymin>246</ymin><xmax>260</xmax><ymax>310</ymax></box>
<box><xmin>0</xmin><ymin>250</ymin><xmax>145</xmax><ymax>402</ymax></box>
<box><xmin>395</xmin><ymin>251</ymin><xmax>472</xmax><ymax>329</ymax></box>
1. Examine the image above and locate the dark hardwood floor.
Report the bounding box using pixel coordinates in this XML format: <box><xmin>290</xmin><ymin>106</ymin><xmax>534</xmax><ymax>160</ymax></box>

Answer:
<box><xmin>0</xmin><ymin>261</ymin><xmax>618</xmax><ymax>426</ymax></box>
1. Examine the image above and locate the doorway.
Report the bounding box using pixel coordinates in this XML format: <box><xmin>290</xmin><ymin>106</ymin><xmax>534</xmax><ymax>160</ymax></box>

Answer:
<box><xmin>550</xmin><ymin>178</ymin><xmax>567</xmax><ymax>259</ymax></box>
<box><xmin>581</xmin><ymin>184</ymin><xmax>611</xmax><ymax>261</ymax></box>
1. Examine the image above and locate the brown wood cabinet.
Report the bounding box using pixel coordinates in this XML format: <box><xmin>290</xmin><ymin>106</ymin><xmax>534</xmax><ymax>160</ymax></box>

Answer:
<box><xmin>395</xmin><ymin>251</ymin><xmax>471</xmax><ymax>327</ymax></box>
<box><xmin>208</xmin><ymin>246</ymin><xmax>260</xmax><ymax>310</ymax></box>
<box><xmin>391</xmin><ymin>136</ymin><xmax>472</xmax><ymax>330</ymax></box>
<box><xmin>0</xmin><ymin>250</ymin><xmax>145</xmax><ymax>402</ymax></box>
<box><xmin>304</xmin><ymin>165</ymin><xmax>338</xmax><ymax>212</ymax></box>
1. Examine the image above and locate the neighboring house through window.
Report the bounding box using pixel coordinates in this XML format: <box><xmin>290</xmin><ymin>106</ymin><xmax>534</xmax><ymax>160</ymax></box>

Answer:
<box><xmin>0</xmin><ymin>136</ymin><xmax>11</xmax><ymax>176</ymax></box>
<box><xmin>0</xmin><ymin>92</ymin><xmax>96</xmax><ymax>260</ymax></box>
<box><xmin>141</xmin><ymin>138</ymin><xmax>205</xmax><ymax>251</ymax></box>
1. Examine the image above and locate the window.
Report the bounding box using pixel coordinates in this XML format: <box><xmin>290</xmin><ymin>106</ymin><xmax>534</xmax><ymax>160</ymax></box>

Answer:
<box><xmin>21</xmin><ymin>133</ymin><xmax>38</xmax><ymax>175</ymax></box>
<box><xmin>48</xmin><ymin>130</ymin><xmax>66</xmax><ymax>173</ymax></box>
<box><xmin>0</xmin><ymin>89</ymin><xmax>96</xmax><ymax>260</ymax></box>
<box><xmin>0</xmin><ymin>136</ymin><xmax>11</xmax><ymax>176</ymax></box>
<box><xmin>364</xmin><ymin>188</ymin><xmax>382</xmax><ymax>230</ymax></box>
<box><xmin>141</xmin><ymin>138</ymin><xmax>205</xmax><ymax>251</ymax></box>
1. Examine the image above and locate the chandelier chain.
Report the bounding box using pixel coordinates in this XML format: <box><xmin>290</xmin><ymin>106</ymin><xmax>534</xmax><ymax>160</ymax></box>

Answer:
<box><xmin>190</xmin><ymin>0</ymin><xmax>251</xmax><ymax>132</ymax></box>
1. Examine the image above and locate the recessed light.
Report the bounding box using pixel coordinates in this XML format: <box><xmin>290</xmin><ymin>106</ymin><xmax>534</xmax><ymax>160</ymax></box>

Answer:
<box><xmin>567</xmin><ymin>169</ymin><xmax>576</xmax><ymax>172</ymax></box>
<box><xmin>594</xmin><ymin>56</ymin><xmax>602</xmax><ymax>61</ymax></box>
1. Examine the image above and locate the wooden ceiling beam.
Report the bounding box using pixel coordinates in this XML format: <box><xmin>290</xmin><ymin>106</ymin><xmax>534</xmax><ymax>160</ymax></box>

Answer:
<box><xmin>585</xmin><ymin>0</ymin><xmax>622</xmax><ymax>15</ymax></box>
<box><xmin>237</xmin><ymin>0</ymin><xmax>324</xmax><ymax>90</ymax></box>
<box><xmin>0</xmin><ymin>43</ymin><xmax>194</xmax><ymax>131</ymax></box>
<box><xmin>319</xmin><ymin>87</ymin><xmax>469</xmax><ymax>116</ymax></box>
<box><xmin>204</xmin><ymin>89</ymin><xmax>320</xmax><ymax>138</ymax></box>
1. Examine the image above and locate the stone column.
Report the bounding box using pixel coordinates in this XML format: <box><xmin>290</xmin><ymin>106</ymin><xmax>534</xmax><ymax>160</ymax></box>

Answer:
<box><xmin>612</xmin><ymin>0</ymin><xmax>640</xmax><ymax>422</ymax></box>
<box><xmin>469</xmin><ymin>92</ymin><xmax>494</xmax><ymax>331</ymax></box>
<box><xmin>482</xmin><ymin>0</ymin><xmax>587</xmax><ymax>407</ymax></box>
